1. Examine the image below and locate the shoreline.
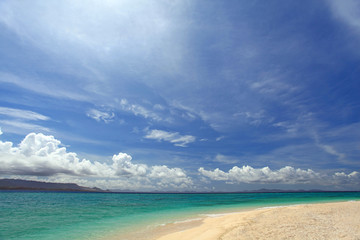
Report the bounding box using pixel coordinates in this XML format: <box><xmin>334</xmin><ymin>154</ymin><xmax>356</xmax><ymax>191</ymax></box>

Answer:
<box><xmin>152</xmin><ymin>201</ymin><xmax>360</xmax><ymax>240</ymax></box>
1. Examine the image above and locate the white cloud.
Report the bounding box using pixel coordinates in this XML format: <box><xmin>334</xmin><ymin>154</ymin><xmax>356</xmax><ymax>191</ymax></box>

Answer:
<box><xmin>319</xmin><ymin>144</ymin><xmax>346</xmax><ymax>160</ymax></box>
<box><xmin>333</xmin><ymin>171</ymin><xmax>360</xmax><ymax>184</ymax></box>
<box><xmin>249</xmin><ymin>71</ymin><xmax>300</xmax><ymax>97</ymax></box>
<box><xmin>169</xmin><ymin>101</ymin><xmax>199</xmax><ymax>121</ymax></box>
<box><xmin>0</xmin><ymin>106</ymin><xmax>51</xmax><ymax>135</ymax></box>
<box><xmin>112</xmin><ymin>152</ymin><xmax>148</xmax><ymax>177</ymax></box>
<box><xmin>119</xmin><ymin>99</ymin><xmax>162</xmax><ymax>121</ymax></box>
<box><xmin>153</xmin><ymin>104</ymin><xmax>165</xmax><ymax>111</ymax></box>
<box><xmin>273</xmin><ymin>121</ymin><xmax>299</xmax><ymax>134</ymax></box>
<box><xmin>0</xmin><ymin>132</ymin><xmax>193</xmax><ymax>190</ymax></box>
<box><xmin>313</xmin><ymin>133</ymin><xmax>347</xmax><ymax>163</ymax></box>
<box><xmin>233</xmin><ymin>110</ymin><xmax>272</xmax><ymax>126</ymax></box>
<box><xmin>212</xmin><ymin>154</ymin><xmax>238</xmax><ymax>164</ymax></box>
<box><xmin>86</xmin><ymin>109</ymin><xmax>115</xmax><ymax>123</ymax></box>
<box><xmin>149</xmin><ymin>165</ymin><xmax>193</xmax><ymax>189</ymax></box>
<box><xmin>0</xmin><ymin>120</ymin><xmax>50</xmax><ymax>134</ymax></box>
<box><xmin>199</xmin><ymin>165</ymin><xmax>360</xmax><ymax>186</ymax></box>
<box><xmin>0</xmin><ymin>0</ymin><xmax>189</xmax><ymax>74</ymax></box>
<box><xmin>216</xmin><ymin>136</ymin><xmax>225</xmax><ymax>141</ymax></box>
<box><xmin>1</xmin><ymin>131</ymin><xmax>358</xmax><ymax>190</ymax></box>
<box><xmin>328</xmin><ymin>0</ymin><xmax>360</xmax><ymax>30</ymax></box>
<box><xmin>0</xmin><ymin>132</ymin><xmax>102</xmax><ymax>176</ymax></box>
<box><xmin>0</xmin><ymin>107</ymin><xmax>49</xmax><ymax>121</ymax></box>
<box><xmin>144</xmin><ymin>129</ymin><xmax>196</xmax><ymax>147</ymax></box>
<box><xmin>199</xmin><ymin>166</ymin><xmax>320</xmax><ymax>184</ymax></box>
<box><xmin>0</xmin><ymin>72</ymin><xmax>90</xmax><ymax>101</ymax></box>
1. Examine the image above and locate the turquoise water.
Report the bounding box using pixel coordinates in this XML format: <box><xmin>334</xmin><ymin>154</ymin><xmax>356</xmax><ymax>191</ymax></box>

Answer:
<box><xmin>1</xmin><ymin>191</ymin><xmax>360</xmax><ymax>240</ymax></box>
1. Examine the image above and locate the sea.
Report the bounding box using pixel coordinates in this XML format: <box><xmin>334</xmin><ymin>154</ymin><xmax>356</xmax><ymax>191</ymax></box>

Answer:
<box><xmin>1</xmin><ymin>191</ymin><xmax>359</xmax><ymax>240</ymax></box>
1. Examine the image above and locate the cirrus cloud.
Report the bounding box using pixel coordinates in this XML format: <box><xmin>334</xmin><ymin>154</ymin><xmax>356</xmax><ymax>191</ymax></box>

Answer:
<box><xmin>86</xmin><ymin>109</ymin><xmax>115</xmax><ymax>123</ymax></box>
<box><xmin>0</xmin><ymin>106</ymin><xmax>50</xmax><ymax>121</ymax></box>
<box><xmin>144</xmin><ymin>129</ymin><xmax>196</xmax><ymax>147</ymax></box>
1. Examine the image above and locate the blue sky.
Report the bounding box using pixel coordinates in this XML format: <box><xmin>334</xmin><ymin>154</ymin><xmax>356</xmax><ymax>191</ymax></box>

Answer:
<box><xmin>0</xmin><ymin>0</ymin><xmax>359</xmax><ymax>191</ymax></box>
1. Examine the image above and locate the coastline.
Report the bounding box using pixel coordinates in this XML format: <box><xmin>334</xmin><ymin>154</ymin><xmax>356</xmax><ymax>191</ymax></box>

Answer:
<box><xmin>3</xmin><ymin>191</ymin><xmax>360</xmax><ymax>239</ymax></box>
<box><xmin>153</xmin><ymin>201</ymin><xmax>360</xmax><ymax>240</ymax></box>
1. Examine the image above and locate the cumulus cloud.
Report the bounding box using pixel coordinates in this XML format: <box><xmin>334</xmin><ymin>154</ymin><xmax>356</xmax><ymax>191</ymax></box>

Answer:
<box><xmin>0</xmin><ymin>132</ymin><xmax>193</xmax><ymax>190</ymax></box>
<box><xmin>86</xmin><ymin>109</ymin><xmax>115</xmax><ymax>123</ymax></box>
<box><xmin>333</xmin><ymin>171</ymin><xmax>360</xmax><ymax>184</ymax></box>
<box><xmin>144</xmin><ymin>129</ymin><xmax>196</xmax><ymax>147</ymax></box>
<box><xmin>149</xmin><ymin>165</ymin><xmax>193</xmax><ymax>189</ymax></box>
<box><xmin>112</xmin><ymin>153</ymin><xmax>147</xmax><ymax>177</ymax></box>
<box><xmin>199</xmin><ymin>165</ymin><xmax>360</xmax><ymax>186</ymax></box>
<box><xmin>199</xmin><ymin>166</ymin><xmax>320</xmax><ymax>184</ymax></box>
<box><xmin>0</xmin><ymin>133</ymin><xmax>103</xmax><ymax>176</ymax></box>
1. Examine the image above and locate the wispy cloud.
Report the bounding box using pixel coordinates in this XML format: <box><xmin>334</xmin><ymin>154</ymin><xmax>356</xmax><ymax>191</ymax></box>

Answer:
<box><xmin>328</xmin><ymin>0</ymin><xmax>360</xmax><ymax>30</ymax></box>
<box><xmin>0</xmin><ymin>106</ymin><xmax>49</xmax><ymax>121</ymax></box>
<box><xmin>212</xmin><ymin>154</ymin><xmax>238</xmax><ymax>164</ymax></box>
<box><xmin>0</xmin><ymin>120</ymin><xmax>50</xmax><ymax>134</ymax></box>
<box><xmin>233</xmin><ymin>110</ymin><xmax>272</xmax><ymax>126</ymax></box>
<box><xmin>86</xmin><ymin>109</ymin><xmax>114</xmax><ymax>123</ymax></box>
<box><xmin>0</xmin><ymin>72</ymin><xmax>90</xmax><ymax>101</ymax></box>
<box><xmin>249</xmin><ymin>72</ymin><xmax>300</xmax><ymax>97</ymax></box>
<box><xmin>169</xmin><ymin>101</ymin><xmax>199</xmax><ymax>121</ymax></box>
<box><xmin>318</xmin><ymin>144</ymin><xmax>346</xmax><ymax>160</ymax></box>
<box><xmin>216</xmin><ymin>136</ymin><xmax>225</xmax><ymax>141</ymax></box>
<box><xmin>144</xmin><ymin>129</ymin><xmax>196</xmax><ymax>147</ymax></box>
<box><xmin>0</xmin><ymin>106</ymin><xmax>51</xmax><ymax>135</ymax></box>
<box><xmin>0</xmin><ymin>0</ymin><xmax>359</xmax><ymax>191</ymax></box>
<box><xmin>118</xmin><ymin>99</ymin><xmax>162</xmax><ymax>121</ymax></box>
<box><xmin>0</xmin><ymin>0</ymin><xmax>190</xmax><ymax>74</ymax></box>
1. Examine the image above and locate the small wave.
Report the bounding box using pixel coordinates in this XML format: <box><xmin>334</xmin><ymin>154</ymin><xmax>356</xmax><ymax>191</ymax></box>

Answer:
<box><xmin>200</xmin><ymin>211</ymin><xmax>243</xmax><ymax>218</ymax></box>
<box><xmin>152</xmin><ymin>217</ymin><xmax>203</xmax><ymax>228</ymax></box>
<box><xmin>173</xmin><ymin>218</ymin><xmax>203</xmax><ymax>224</ymax></box>
<box><xmin>201</xmin><ymin>213</ymin><xmax>230</xmax><ymax>217</ymax></box>
<box><xmin>256</xmin><ymin>205</ymin><xmax>286</xmax><ymax>210</ymax></box>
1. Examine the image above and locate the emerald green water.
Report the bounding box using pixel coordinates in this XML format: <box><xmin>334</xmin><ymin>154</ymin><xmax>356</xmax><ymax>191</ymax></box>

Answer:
<box><xmin>1</xmin><ymin>191</ymin><xmax>359</xmax><ymax>240</ymax></box>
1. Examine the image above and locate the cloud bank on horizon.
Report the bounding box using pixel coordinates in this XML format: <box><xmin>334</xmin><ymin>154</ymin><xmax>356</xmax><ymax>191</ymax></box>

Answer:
<box><xmin>0</xmin><ymin>131</ymin><xmax>358</xmax><ymax>191</ymax></box>
<box><xmin>0</xmin><ymin>0</ymin><xmax>359</xmax><ymax>191</ymax></box>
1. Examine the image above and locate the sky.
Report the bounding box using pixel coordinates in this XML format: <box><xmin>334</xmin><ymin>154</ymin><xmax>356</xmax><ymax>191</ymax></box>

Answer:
<box><xmin>0</xmin><ymin>0</ymin><xmax>359</xmax><ymax>191</ymax></box>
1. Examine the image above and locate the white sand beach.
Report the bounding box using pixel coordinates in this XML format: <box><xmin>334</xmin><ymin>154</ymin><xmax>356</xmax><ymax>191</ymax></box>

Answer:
<box><xmin>155</xmin><ymin>201</ymin><xmax>360</xmax><ymax>240</ymax></box>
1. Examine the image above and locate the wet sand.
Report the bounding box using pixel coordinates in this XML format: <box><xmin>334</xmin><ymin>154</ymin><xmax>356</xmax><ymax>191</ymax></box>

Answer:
<box><xmin>155</xmin><ymin>201</ymin><xmax>360</xmax><ymax>240</ymax></box>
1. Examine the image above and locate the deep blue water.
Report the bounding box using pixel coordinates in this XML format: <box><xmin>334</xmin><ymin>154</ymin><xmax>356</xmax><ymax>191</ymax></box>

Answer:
<box><xmin>1</xmin><ymin>191</ymin><xmax>359</xmax><ymax>240</ymax></box>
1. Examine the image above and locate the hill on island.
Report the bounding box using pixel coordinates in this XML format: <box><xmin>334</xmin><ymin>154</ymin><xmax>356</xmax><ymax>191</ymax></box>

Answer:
<box><xmin>0</xmin><ymin>179</ymin><xmax>109</xmax><ymax>192</ymax></box>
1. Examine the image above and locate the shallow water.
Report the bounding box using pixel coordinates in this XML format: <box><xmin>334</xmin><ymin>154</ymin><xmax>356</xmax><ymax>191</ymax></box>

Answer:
<box><xmin>1</xmin><ymin>191</ymin><xmax>359</xmax><ymax>240</ymax></box>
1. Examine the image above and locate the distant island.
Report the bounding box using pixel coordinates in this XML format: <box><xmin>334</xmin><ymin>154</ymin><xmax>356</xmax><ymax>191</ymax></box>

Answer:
<box><xmin>0</xmin><ymin>179</ymin><xmax>109</xmax><ymax>192</ymax></box>
<box><xmin>2</xmin><ymin>179</ymin><xmax>354</xmax><ymax>193</ymax></box>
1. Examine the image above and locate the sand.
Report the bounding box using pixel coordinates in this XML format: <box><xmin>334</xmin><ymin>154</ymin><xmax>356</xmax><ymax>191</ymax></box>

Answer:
<box><xmin>155</xmin><ymin>201</ymin><xmax>360</xmax><ymax>240</ymax></box>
